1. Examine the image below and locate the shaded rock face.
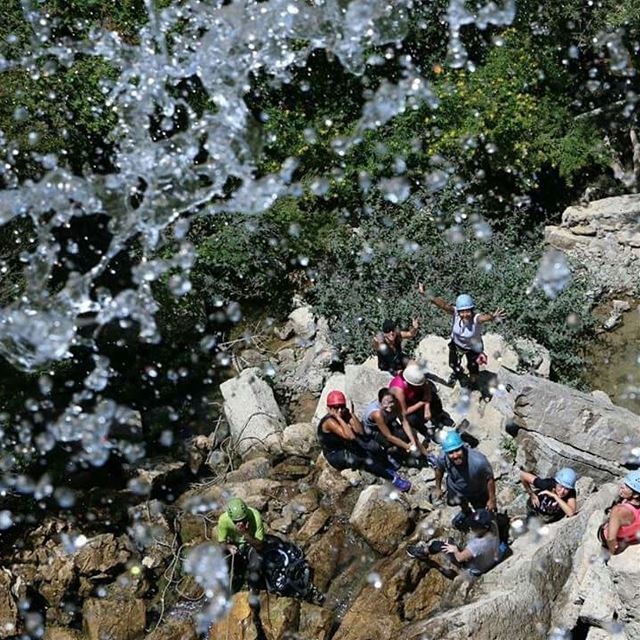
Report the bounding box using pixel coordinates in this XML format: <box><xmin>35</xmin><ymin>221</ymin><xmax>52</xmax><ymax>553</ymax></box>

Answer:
<box><xmin>220</xmin><ymin>367</ymin><xmax>285</xmax><ymax>456</ymax></box>
<box><xmin>545</xmin><ymin>194</ymin><xmax>640</xmax><ymax>295</ymax></box>
<box><xmin>0</xmin><ymin>568</ymin><xmax>18</xmax><ymax>638</ymax></box>
<box><xmin>503</xmin><ymin>371</ymin><xmax>640</xmax><ymax>481</ymax></box>
<box><xmin>83</xmin><ymin>597</ymin><xmax>146</xmax><ymax>640</ymax></box>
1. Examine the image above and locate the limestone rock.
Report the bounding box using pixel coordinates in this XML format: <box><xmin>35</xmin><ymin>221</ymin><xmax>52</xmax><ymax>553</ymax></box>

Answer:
<box><xmin>0</xmin><ymin>569</ymin><xmax>18</xmax><ymax>639</ymax></box>
<box><xmin>128</xmin><ymin>501</ymin><xmax>174</xmax><ymax>571</ymax></box>
<box><xmin>288</xmin><ymin>305</ymin><xmax>317</xmax><ymax>340</ymax></box>
<box><xmin>343</xmin><ymin>364</ymin><xmax>393</xmax><ymax>419</ymax></box>
<box><xmin>281</xmin><ymin>422</ymin><xmax>318</xmax><ymax>458</ymax></box>
<box><xmin>607</xmin><ymin>545</ymin><xmax>640</xmax><ymax>638</ymax></box>
<box><xmin>398</xmin><ymin>486</ymin><xmax>618</xmax><ymax>640</ymax></box>
<box><xmin>43</xmin><ymin>629</ymin><xmax>84</xmax><ymax>640</ymax></box>
<box><xmin>305</xmin><ymin>523</ymin><xmax>346</xmax><ymax>591</ymax></box>
<box><xmin>513</xmin><ymin>337</ymin><xmax>551</xmax><ymax>377</ymax></box>
<box><xmin>298</xmin><ymin>603</ymin><xmax>334</xmax><ymax>640</ymax></box>
<box><xmin>224</xmin><ymin>457</ymin><xmax>271</xmax><ymax>483</ymax></box>
<box><xmin>545</xmin><ymin>194</ymin><xmax>640</xmax><ymax>295</ymax></box>
<box><xmin>144</xmin><ymin>618</ymin><xmax>197</xmax><ymax>640</ymax></box>
<box><xmin>83</xmin><ymin>597</ymin><xmax>146</xmax><ymax>640</ymax></box>
<box><xmin>503</xmin><ymin>371</ymin><xmax>640</xmax><ymax>481</ymax></box>
<box><xmin>295</xmin><ymin>506</ymin><xmax>331</xmax><ymax>544</ymax></box>
<box><xmin>312</xmin><ymin>373</ymin><xmax>346</xmax><ymax>426</ymax></box>
<box><xmin>349</xmin><ymin>485</ymin><xmax>413</xmax><ymax>555</ymax></box>
<box><xmin>220</xmin><ymin>367</ymin><xmax>285</xmax><ymax>456</ymax></box>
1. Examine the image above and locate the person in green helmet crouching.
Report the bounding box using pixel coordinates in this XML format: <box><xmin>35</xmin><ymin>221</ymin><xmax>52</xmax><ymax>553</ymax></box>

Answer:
<box><xmin>435</xmin><ymin>431</ymin><xmax>496</xmax><ymax>531</ymax></box>
<box><xmin>217</xmin><ymin>497</ymin><xmax>265</xmax><ymax>591</ymax></box>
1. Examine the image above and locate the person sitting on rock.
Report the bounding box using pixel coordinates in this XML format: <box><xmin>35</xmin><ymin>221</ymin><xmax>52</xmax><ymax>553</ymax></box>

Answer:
<box><xmin>389</xmin><ymin>361</ymin><xmax>451</xmax><ymax>443</ymax></box>
<box><xmin>435</xmin><ymin>432</ymin><xmax>496</xmax><ymax>530</ymax></box>
<box><xmin>406</xmin><ymin>509</ymin><xmax>501</xmax><ymax>578</ymax></box>
<box><xmin>318</xmin><ymin>390</ymin><xmax>411</xmax><ymax>492</ymax></box>
<box><xmin>373</xmin><ymin>318</ymin><xmax>419</xmax><ymax>374</ymax></box>
<box><xmin>361</xmin><ymin>388</ymin><xmax>434</xmax><ymax>468</ymax></box>
<box><xmin>217</xmin><ymin>497</ymin><xmax>265</xmax><ymax>591</ymax></box>
<box><xmin>421</xmin><ymin>286</ymin><xmax>505</xmax><ymax>386</ymax></box>
<box><xmin>520</xmin><ymin>467</ymin><xmax>578</xmax><ymax>523</ymax></box>
<box><xmin>598</xmin><ymin>470</ymin><xmax>640</xmax><ymax>556</ymax></box>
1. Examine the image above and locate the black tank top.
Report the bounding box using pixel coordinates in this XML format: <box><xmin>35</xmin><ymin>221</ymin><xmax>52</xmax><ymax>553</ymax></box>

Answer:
<box><xmin>317</xmin><ymin>415</ymin><xmax>357</xmax><ymax>453</ymax></box>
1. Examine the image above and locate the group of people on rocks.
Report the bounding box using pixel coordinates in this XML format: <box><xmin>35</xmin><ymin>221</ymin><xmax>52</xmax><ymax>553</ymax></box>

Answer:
<box><xmin>216</xmin><ymin>291</ymin><xmax>640</xmax><ymax>616</ymax></box>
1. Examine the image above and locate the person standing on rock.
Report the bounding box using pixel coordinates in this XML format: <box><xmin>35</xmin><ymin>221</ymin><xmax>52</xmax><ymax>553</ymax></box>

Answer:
<box><xmin>420</xmin><ymin>286</ymin><xmax>506</xmax><ymax>386</ymax></box>
<box><xmin>598</xmin><ymin>470</ymin><xmax>640</xmax><ymax>555</ymax></box>
<box><xmin>361</xmin><ymin>388</ymin><xmax>433</xmax><ymax>468</ymax></box>
<box><xmin>435</xmin><ymin>432</ymin><xmax>496</xmax><ymax>529</ymax></box>
<box><xmin>389</xmin><ymin>361</ymin><xmax>451</xmax><ymax>442</ymax></box>
<box><xmin>373</xmin><ymin>318</ymin><xmax>420</xmax><ymax>374</ymax></box>
<box><xmin>318</xmin><ymin>390</ymin><xmax>412</xmax><ymax>492</ymax></box>
<box><xmin>520</xmin><ymin>467</ymin><xmax>578</xmax><ymax>523</ymax></box>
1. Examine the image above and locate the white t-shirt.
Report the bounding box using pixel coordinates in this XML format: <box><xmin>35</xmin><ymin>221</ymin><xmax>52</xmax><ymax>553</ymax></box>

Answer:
<box><xmin>465</xmin><ymin>532</ymin><xmax>500</xmax><ymax>575</ymax></box>
<box><xmin>451</xmin><ymin>311</ymin><xmax>483</xmax><ymax>352</ymax></box>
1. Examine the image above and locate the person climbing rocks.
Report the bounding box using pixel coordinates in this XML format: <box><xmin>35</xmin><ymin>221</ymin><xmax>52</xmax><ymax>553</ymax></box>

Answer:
<box><xmin>361</xmin><ymin>388</ymin><xmax>433</xmax><ymax>468</ymax></box>
<box><xmin>389</xmin><ymin>361</ymin><xmax>451</xmax><ymax>443</ymax></box>
<box><xmin>420</xmin><ymin>285</ymin><xmax>506</xmax><ymax>386</ymax></box>
<box><xmin>217</xmin><ymin>497</ymin><xmax>265</xmax><ymax>590</ymax></box>
<box><xmin>406</xmin><ymin>509</ymin><xmax>501</xmax><ymax>579</ymax></box>
<box><xmin>318</xmin><ymin>389</ymin><xmax>411</xmax><ymax>492</ymax></box>
<box><xmin>373</xmin><ymin>318</ymin><xmax>420</xmax><ymax>374</ymax></box>
<box><xmin>435</xmin><ymin>431</ymin><xmax>496</xmax><ymax>530</ymax></box>
<box><xmin>520</xmin><ymin>467</ymin><xmax>578</xmax><ymax>523</ymax></box>
<box><xmin>217</xmin><ymin>497</ymin><xmax>267</xmax><ymax>636</ymax></box>
<box><xmin>598</xmin><ymin>470</ymin><xmax>640</xmax><ymax>556</ymax></box>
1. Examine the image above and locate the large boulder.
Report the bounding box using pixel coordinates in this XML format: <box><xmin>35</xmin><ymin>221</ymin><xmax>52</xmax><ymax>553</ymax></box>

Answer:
<box><xmin>349</xmin><ymin>485</ymin><xmax>413</xmax><ymax>555</ymax></box>
<box><xmin>545</xmin><ymin>194</ymin><xmax>640</xmax><ymax>295</ymax></box>
<box><xmin>288</xmin><ymin>305</ymin><xmax>317</xmax><ymax>341</ymax></box>
<box><xmin>281</xmin><ymin>422</ymin><xmax>318</xmax><ymax>458</ymax></box>
<box><xmin>83</xmin><ymin>597</ymin><xmax>146</xmax><ymax>640</ymax></box>
<box><xmin>398</xmin><ymin>486</ymin><xmax>617</xmax><ymax>640</ymax></box>
<box><xmin>502</xmin><ymin>371</ymin><xmax>640</xmax><ymax>481</ymax></box>
<box><xmin>220</xmin><ymin>368</ymin><xmax>285</xmax><ymax>456</ymax></box>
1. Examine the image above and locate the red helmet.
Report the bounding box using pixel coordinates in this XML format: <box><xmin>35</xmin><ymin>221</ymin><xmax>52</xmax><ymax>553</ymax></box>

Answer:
<box><xmin>327</xmin><ymin>390</ymin><xmax>347</xmax><ymax>407</ymax></box>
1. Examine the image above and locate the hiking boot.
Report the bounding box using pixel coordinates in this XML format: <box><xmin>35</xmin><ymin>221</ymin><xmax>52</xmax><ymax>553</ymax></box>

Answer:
<box><xmin>406</xmin><ymin>542</ymin><xmax>430</xmax><ymax>560</ymax></box>
<box><xmin>391</xmin><ymin>472</ymin><xmax>411</xmax><ymax>492</ymax></box>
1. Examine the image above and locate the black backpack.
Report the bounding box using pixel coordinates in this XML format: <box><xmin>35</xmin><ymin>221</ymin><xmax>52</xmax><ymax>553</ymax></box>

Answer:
<box><xmin>261</xmin><ymin>535</ymin><xmax>316</xmax><ymax>600</ymax></box>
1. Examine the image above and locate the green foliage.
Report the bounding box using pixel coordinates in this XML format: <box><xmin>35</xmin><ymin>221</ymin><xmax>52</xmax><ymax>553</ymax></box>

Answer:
<box><xmin>310</xmin><ymin>195</ymin><xmax>595</xmax><ymax>385</ymax></box>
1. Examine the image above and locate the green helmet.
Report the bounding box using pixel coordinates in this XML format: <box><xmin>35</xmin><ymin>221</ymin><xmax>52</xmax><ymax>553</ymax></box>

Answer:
<box><xmin>226</xmin><ymin>498</ymin><xmax>249</xmax><ymax>522</ymax></box>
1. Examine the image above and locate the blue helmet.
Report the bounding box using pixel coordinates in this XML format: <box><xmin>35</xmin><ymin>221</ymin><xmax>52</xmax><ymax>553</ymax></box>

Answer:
<box><xmin>442</xmin><ymin>431</ymin><xmax>464</xmax><ymax>453</ymax></box>
<box><xmin>455</xmin><ymin>294</ymin><xmax>475</xmax><ymax>311</ymax></box>
<box><xmin>623</xmin><ymin>470</ymin><xmax>640</xmax><ymax>493</ymax></box>
<box><xmin>554</xmin><ymin>467</ymin><xmax>577</xmax><ymax>490</ymax></box>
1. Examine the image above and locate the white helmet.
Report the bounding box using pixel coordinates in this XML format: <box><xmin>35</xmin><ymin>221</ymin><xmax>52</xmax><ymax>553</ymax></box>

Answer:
<box><xmin>403</xmin><ymin>363</ymin><xmax>426</xmax><ymax>386</ymax></box>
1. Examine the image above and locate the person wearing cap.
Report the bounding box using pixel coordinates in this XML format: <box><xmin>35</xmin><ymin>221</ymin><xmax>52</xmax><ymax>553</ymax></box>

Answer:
<box><xmin>420</xmin><ymin>286</ymin><xmax>505</xmax><ymax>385</ymax></box>
<box><xmin>520</xmin><ymin>467</ymin><xmax>578</xmax><ymax>523</ymax></box>
<box><xmin>318</xmin><ymin>389</ymin><xmax>412</xmax><ymax>492</ymax></box>
<box><xmin>435</xmin><ymin>432</ymin><xmax>496</xmax><ymax>523</ymax></box>
<box><xmin>373</xmin><ymin>318</ymin><xmax>420</xmax><ymax>374</ymax></box>
<box><xmin>389</xmin><ymin>361</ymin><xmax>449</xmax><ymax>442</ymax></box>
<box><xmin>406</xmin><ymin>508</ymin><xmax>501</xmax><ymax>578</ymax></box>
<box><xmin>598</xmin><ymin>470</ymin><xmax>640</xmax><ymax>555</ymax></box>
<box><xmin>217</xmin><ymin>497</ymin><xmax>265</xmax><ymax>591</ymax></box>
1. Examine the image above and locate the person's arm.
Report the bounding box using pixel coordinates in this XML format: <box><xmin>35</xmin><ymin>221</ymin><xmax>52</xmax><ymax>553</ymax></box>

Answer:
<box><xmin>372</xmin><ymin>410</ymin><xmax>414</xmax><ymax>451</ymax></box>
<box><xmin>538</xmin><ymin>491</ymin><xmax>577</xmax><ymax>517</ymax></box>
<box><xmin>236</xmin><ymin>522</ymin><xmax>264</xmax><ymax>551</ymax></box>
<box><xmin>372</xmin><ymin>332</ymin><xmax>383</xmax><ymax>349</ymax></box>
<box><xmin>434</xmin><ymin>465</ymin><xmax>445</xmax><ymax>497</ymax></box>
<box><xmin>605</xmin><ymin>505</ymin><xmax>633</xmax><ymax>555</ymax></box>
<box><xmin>399</xmin><ymin>318</ymin><xmax>420</xmax><ymax>340</ymax></box>
<box><xmin>442</xmin><ymin>541</ymin><xmax>473</xmax><ymax>563</ymax></box>
<box><xmin>486</xmin><ymin>476</ymin><xmax>497</xmax><ymax>512</ymax></box>
<box><xmin>324</xmin><ymin>412</ymin><xmax>357</xmax><ymax>441</ymax></box>
<box><xmin>430</xmin><ymin>294</ymin><xmax>455</xmax><ymax>315</ymax></box>
<box><xmin>520</xmin><ymin>471</ymin><xmax>540</xmax><ymax>508</ymax></box>
<box><xmin>477</xmin><ymin>308</ymin><xmax>506</xmax><ymax>323</ymax></box>
<box><xmin>348</xmin><ymin>411</ymin><xmax>364</xmax><ymax>436</ymax></box>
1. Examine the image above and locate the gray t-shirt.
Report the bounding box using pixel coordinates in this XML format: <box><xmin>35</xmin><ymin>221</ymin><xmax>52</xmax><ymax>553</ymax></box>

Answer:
<box><xmin>437</xmin><ymin>447</ymin><xmax>494</xmax><ymax>498</ymax></box>
<box><xmin>465</xmin><ymin>532</ymin><xmax>500</xmax><ymax>575</ymax></box>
